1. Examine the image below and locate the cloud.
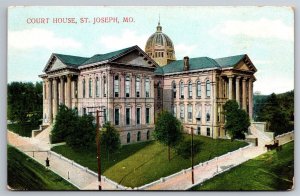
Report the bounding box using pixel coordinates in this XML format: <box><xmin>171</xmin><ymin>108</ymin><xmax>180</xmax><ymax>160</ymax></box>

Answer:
<box><xmin>8</xmin><ymin>28</ymin><xmax>82</xmax><ymax>50</ymax></box>
<box><xmin>175</xmin><ymin>43</ymin><xmax>198</xmax><ymax>58</ymax></box>
<box><xmin>98</xmin><ymin>29</ymin><xmax>148</xmax><ymax>50</ymax></box>
<box><xmin>214</xmin><ymin>18</ymin><xmax>293</xmax><ymax>41</ymax></box>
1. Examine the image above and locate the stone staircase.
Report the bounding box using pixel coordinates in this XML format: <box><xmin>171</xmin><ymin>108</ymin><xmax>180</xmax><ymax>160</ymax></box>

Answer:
<box><xmin>32</xmin><ymin>125</ymin><xmax>52</xmax><ymax>146</ymax></box>
<box><xmin>247</xmin><ymin>122</ymin><xmax>274</xmax><ymax>146</ymax></box>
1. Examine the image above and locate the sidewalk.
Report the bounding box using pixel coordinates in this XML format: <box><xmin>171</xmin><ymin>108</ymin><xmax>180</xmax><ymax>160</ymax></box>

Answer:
<box><xmin>7</xmin><ymin>131</ymin><xmax>126</xmax><ymax>190</ymax></box>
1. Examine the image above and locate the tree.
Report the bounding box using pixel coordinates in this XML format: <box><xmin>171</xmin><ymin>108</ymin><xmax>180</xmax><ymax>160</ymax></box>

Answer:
<box><xmin>7</xmin><ymin>82</ymin><xmax>43</xmax><ymax>125</ymax></box>
<box><xmin>66</xmin><ymin>114</ymin><xmax>96</xmax><ymax>150</ymax></box>
<box><xmin>153</xmin><ymin>110</ymin><xmax>183</xmax><ymax>161</ymax></box>
<box><xmin>269</xmin><ymin>109</ymin><xmax>290</xmax><ymax>136</ymax></box>
<box><xmin>100</xmin><ymin>122</ymin><xmax>121</xmax><ymax>160</ymax></box>
<box><xmin>175</xmin><ymin>139</ymin><xmax>202</xmax><ymax>159</ymax></box>
<box><xmin>223</xmin><ymin>100</ymin><xmax>250</xmax><ymax>140</ymax></box>
<box><xmin>51</xmin><ymin>105</ymin><xmax>78</xmax><ymax>143</ymax></box>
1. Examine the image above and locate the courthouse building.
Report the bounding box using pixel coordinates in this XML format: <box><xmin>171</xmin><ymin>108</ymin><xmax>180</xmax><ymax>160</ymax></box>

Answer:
<box><xmin>40</xmin><ymin>22</ymin><xmax>257</xmax><ymax>144</ymax></box>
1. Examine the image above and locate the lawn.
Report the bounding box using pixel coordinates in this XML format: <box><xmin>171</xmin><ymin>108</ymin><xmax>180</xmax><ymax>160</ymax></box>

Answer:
<box><xmin>52</xmin><ymin>134</ymin><xmax>247</xmax><ymax>188</ymax></box>
<box><xmin>7</xmin><ymin>145</ymin><xmax>78</xmax><ymax>190</ymax></box>
<box><xmin>7</xmin><ymin>122</ymin><xmax>39</xmax><ymax>137</ymax></box>
<box><xmin>191</xmin><ymin>141</ymin><xmax>294</xmax><ymax>191</ymax></box>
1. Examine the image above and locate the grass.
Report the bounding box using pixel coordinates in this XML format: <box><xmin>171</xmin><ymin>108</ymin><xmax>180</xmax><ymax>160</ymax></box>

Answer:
<box><xmin>191</xmin><ymin>141</ymin><xmax>294</xmax><ymax>191</ymax></box>
<box><xmin>52</xmin><ymin>134</ymin><xmax>247</xmax><ymax>188</ymax></box>
<box><xmin>7</xmin><ymin>145</ymin><xmax>78</xmax><ymax>190</ymax></box>
<box><xmin>7</xmin><ymin>122</ymin><xmax>39</xmax><ymax>137</ymax></box>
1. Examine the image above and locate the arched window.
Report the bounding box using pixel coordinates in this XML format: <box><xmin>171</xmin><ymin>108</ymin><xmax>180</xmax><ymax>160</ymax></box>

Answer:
<box><xmin>136</xmin><ymin>76</ymin><xmax>140</xmax><ymax>97</ymax></box>
<box><xmin>147</xmin><ymin>130</ymin><xmax>150</xmax><ymax>140</ymax></box>
<box><xmin>172</xmin><ymin>81</ymin><xmax>176</xmax><ymax>98</ymax></box>
<box><xmin>95</xmin><ymin>77</ymin><xmax>99</xmax><ymax>97</ymax></box>
<box><xmin>127</xmin><ymin>132</ymin><xmax>131</xmax><ymax>143</ymax></box>
<box><xmin>125</xmin><ymin>75</ymin><xmax>130</xmax><ymax>97</ymax></box>
<box><xmin>89</xmin><ymin>78</ymin><xmax>92</xmax><ymax>98</ymax></box>
<box><xmin>180</xmin><ymin>81</ymin><xmax>184</xmax><ymax>99</ymax></box>
<box><xmin>82</xmin><ymin>79</ymin><xmax>86</xmax><ymax>98</ymax></box>
<box><xmin>188</xmin><ymin>81</ymin><xmax>192</xmax><ymax>98</ymax></box>
<box><xmin>145</xmin><ymin>78</ymin><xmax>150</xmax><ymax>97</ymax></box>
<box><xmin>197</xmin><ymin>81</ymin><xmax>201</xmax><ymax>97</ymax></box>
<box><xmin>137</xmin><ymin>131</ymin><xmax>141</xmax><ymax>141</ymax></box>
<box><xmin>206</xmin><ymin>80</ymin><xmax>211</xmax><ymax>97</ymax></box>
<box><xmin>114</xmin><ymin>75</ymin><xmax>119</xmax><ymax>97</ymax></box>
<box><xmin>103</xmin><ymin>76</ymin><xmax>107</xmax><ymax>97</ymax></box>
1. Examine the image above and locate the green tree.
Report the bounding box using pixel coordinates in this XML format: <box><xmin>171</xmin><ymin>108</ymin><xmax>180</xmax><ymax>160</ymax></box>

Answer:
<box><xmin>100</xmin><ymin>122</ymin><xmax>121</xmax><ymax>160</ymax></box>
<box><xmin>269</xmin><ymin>109</ymin><xmax>290</xmax><ymax>136</ymax></box>
<box><xmin>51</xmin><ymin>105</ymin><xmax>78</xmax><ymax>143</ymax></box>
<box><xmin>7</xmin><ymin>82</ymin><xmax>43</xmax><ymax>125</ymax></box>
<box><xmin>153</xmin><ymin>110</ymin><xmax>183</xmax><ymax>161</ymax></box>
<box><xmin>66</xmin><ymin>114</ymin><xmax>96</xmax><ymax>150</ymax></box>
<box><xmin>175</xmin><ymin>139</ymin><xmax>202</xmax><ymax>159</ymax></box>
<box><xmin>223</xmin><ymin>100</ymin><xmax>250</xmax><ymax>140</ymax></box>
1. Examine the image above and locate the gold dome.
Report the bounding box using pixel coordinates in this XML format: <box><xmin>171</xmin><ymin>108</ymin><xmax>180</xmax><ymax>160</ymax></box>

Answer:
<box><xmin>145</xmin><ymin>22</ymin><xmax>176</xmax><ymax>66</ymax></box>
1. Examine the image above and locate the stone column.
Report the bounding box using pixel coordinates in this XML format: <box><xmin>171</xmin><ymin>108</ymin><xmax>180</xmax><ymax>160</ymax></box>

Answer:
<box><xmin>228</xmin><ymin>76</ymin><xmax>233</xmax><ymax>100</ymax></box>
<box><xmin>235</xmin><ymin>76</ymin><xmax>241</xmax><ymax>107</ymax></box>
<box><xmin>59</xmin><ymin>76</ymin><xmax>65</xmax><ymax>105</ymax></box>
<box><xmin>242</xmin><ymin>77</ymin><xmax>247</xmax><ymax>110</ymax></box>
<box><xmin>218</xmin><ymin>77</ymin><xmax>223</xmax><ymax>98</ymax></box>
<box><xmin>48</xmin><ymin>79</ymin><xmax>53</xmax><ymax>123</ymax></box>
<box><xmin>248</xmin><ymin>78</ymin><xmax>253</xmax><ymax>120</ymax></box>
<box><xmin>66</xmin><ymin>75</ymin><xmax>72</xmax><ymax>108</ymax></box>
<box><xmin>53</xmin><ymin>78</ymin><xmax>58</xmax><ymax>118</ymax></box>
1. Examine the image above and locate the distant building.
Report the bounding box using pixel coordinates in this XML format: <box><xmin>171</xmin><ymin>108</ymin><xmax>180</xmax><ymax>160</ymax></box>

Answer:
<box><xmin>40</xmin><ymin>22</ymin><xmax>257</xmax><ymax>144</ymax></box>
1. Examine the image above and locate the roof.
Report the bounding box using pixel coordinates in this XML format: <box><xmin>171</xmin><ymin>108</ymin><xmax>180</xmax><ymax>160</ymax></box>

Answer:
<box><xmin>157</xmin><ymin>54</ymin><xmax>247</xmax><ymax>74</ymax></box>
<box><xmin>81</xmin><ymin>46</ymin><xmax>135</xmax><ymax>65</ymax></box>
<box><xmin>54</xmin><ymin>53</ymin><xmax>89</xmax><ymax>67</ymax></box>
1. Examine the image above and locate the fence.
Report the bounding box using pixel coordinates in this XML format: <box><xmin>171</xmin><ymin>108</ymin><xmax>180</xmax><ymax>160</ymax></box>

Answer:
<box><xmin>48</xmin><ymin>150</ymin><xmax>128</xmax><ymax>190</ymax></box>
<box><xmin>275</xmin><ymin>131</ymin><xmax>294</xmax><ymax>146</ymax></box>
<box><xmin>137</xmin><ymin>144</ymin><xmax>253</xmax><ymax>190</ymax></box>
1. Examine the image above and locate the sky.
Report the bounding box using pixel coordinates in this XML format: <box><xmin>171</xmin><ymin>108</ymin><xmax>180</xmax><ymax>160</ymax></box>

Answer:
<box><xmin>7</xmin><ymin>6</ymin><xmax>294</xmax><ymax>95</ymax></box>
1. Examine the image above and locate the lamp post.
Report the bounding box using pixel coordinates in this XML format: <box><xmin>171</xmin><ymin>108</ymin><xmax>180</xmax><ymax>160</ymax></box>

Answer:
<box><xmin>191</xmin><ymin>126</ymin><xmax>194</xmax><ymax>184</ymax></box>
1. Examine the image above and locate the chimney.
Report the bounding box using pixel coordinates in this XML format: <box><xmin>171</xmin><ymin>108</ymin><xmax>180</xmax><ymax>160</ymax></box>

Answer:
<box><xmin>183</xmin><ymin>56</ymin><xmax>189</xmax><ymax>71</ymax></box>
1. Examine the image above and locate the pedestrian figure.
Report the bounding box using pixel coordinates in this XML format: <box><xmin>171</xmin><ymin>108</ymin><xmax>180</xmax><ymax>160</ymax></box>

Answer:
<box><xmin>45</xmin><ymin>157</ymin><xmax>50</xmax><ymax>169</ymax></box>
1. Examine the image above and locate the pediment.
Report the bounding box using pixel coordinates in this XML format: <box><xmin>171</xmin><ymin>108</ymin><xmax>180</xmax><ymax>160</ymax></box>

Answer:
<box><xmin>111</xmin><ymin>48</ymin><xmax>158</xmax><ymax>68</ymax></box>
<box><xmin>43</xmin><ymin>55</ymin><xmax>67</xmax><ymax>73</ymax></box>
<box><xmin>234</xmin><ymin>55</ymin><xmax>257</xmax><ymax>72</ymax></box>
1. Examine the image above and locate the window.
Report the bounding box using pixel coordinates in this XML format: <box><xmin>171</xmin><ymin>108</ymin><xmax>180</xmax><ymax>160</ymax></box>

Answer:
<box><xmin>82</xmin><ymin>79</ymin><xmax>86</xmax><ymax>98</ymax></box>
<box><xmin>137</xmin><ymin>131</ymin><xmax>141</xmax><ymax>141</ymax></box>
<box><xmin>197</xmin><ymin>127</ymin><xmax>201</xmax><ymax>135</ymax></box>
<box><xmin>127</xmin><ymin>133</ymin><xmax>130</xmax><ymax>143</ymax></box>
<box><xmin>83</xmin><ymin>108</ymin><xmax>86</xmax><ymax>115</ymax></box>
<box><xmin>89</xmin><ymin>78</ymin><xmax>92</xmax><ymax>98</ymax></box>
<box><xmin>103</xmin><ymin>108</ymin><xmax>107</xmax><ymax>123</ymax></box>
<box><xmin>196</xmin><ymin>106</ymin><xmax>202</xmax><ymax>121</ymax></box>
<box><xmin>95</xmin><ymin>77</ymin><xmax>99</xmax><ymax>97</ymax></box>
<box><xmin>146</xmin><ymin>108</ymin><xmax>150</xmax><ymax>124</ymax></box>
<box><xmin>173</xmin><ymin>105</ymin><xmax>177</xmax><ymax>117</ymax></box>
<box><xmin>125</xmin><ymin>75</ymin><xmax>130</xmax><ymax>97</ymax></box>
<box><xmin>172</xmin><ymin>82</ymin><xmax>176</xmax><ymax>98</ymax></box>
<box><xmin>103</xmin><ymin>76</ymin><xmax>107</xmax><ymax>97</ymax></box>
<box><xmin>188</xmin><ymin>81</ymin><xmax>192</xmax><ymax>98</ymax></box>
<box><xmin>188</xmin><ymin>105</ymin><xmax>193</xmax><ymax>121</ymax></box>
<box><xmin>147</xmin><ymin>130</ymin><xmax>150</xmax><ymax>140</ymax></box>
<box><xmin>197</xmin><ymin>81</ymin><xmax>201</xmax><ymax>97</ymax></box>
<box><xmin>180</xmin><ymin>81</ymin><xmax>184</xmax><ymax>99</ymax></box>
<box><xmin>136</xmin><ymin>77</ymin><xmax>140</xmax><ymax>97</ymax></box>
<box><xmin>157</xmin><ymin>81</ymin><xmax>161</xmax><ymax>98</ymax></box>
<box><xmin>136</xmin><ymin>108</ymin><xmax>141</xmax><ymax>125</ymax></box>
<box><xmin>74</xmin><ymin>80</ymin><xmax>78</xmax><ymax>98</ymax></box>
<box><xmin>206</xmin><ymin>113</ymin><xmax>210</xmax><ymax>122</ymax></box>
<box><xmin>206</xmin><ymin>80</ymin><xmax>211</xmax><ymax>97</ymax></box>
<box><xmin>126</xmin><ymin>108</ymin><xmax>130</xmax><ymax>125</ymax></box>
<box><xmin>114</xmin><ymin>75</ymin><xmax>119</xmax><ymax>97</ymax></box>
<box><xmin>207</xmin><ymin>127</ymin><xmax>211</xmax><ymax>136</ymax></box>
<box><xmin>145</xmin><ymin>78</ymin><xmax>150</xmax><ymax>97</ymax></box>
<box><xmin>114</xmin><ymin>108</ymin><xmax>119</xmax><ymax>125</ymax></box>
<box><xmin>180</xmin><ymin>105</ymin><xmax>184</xmax><ymax>119</ymax></box>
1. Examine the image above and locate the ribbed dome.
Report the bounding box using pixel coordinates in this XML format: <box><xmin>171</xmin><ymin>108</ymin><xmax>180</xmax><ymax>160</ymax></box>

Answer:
<box><xmin>145</xmin><ymin>23</ymin><xmax>174</xmax><ymax>49</ymax></box>
<box><xmin>145</xmin><ymin>22</ymin><xmax>176</xmax><ymax>66</ymax></box>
